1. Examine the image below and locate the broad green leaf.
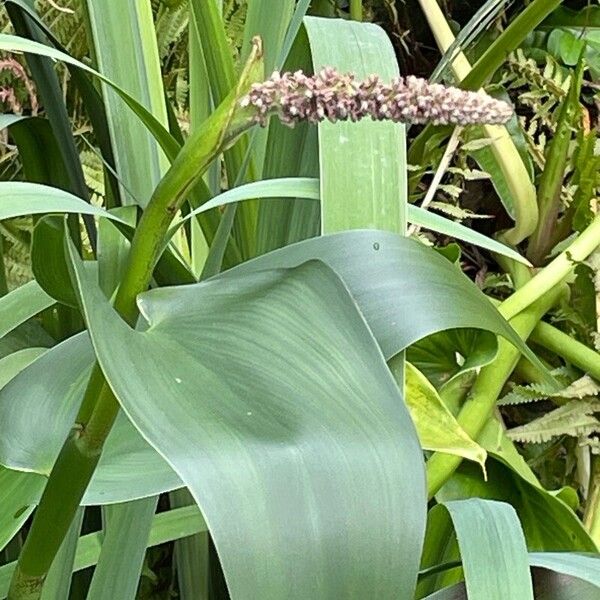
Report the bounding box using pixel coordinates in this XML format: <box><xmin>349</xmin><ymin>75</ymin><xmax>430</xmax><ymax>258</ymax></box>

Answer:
<box><xmin>0</xmin><ymin>468</ymin><xmax>45</xmax><ymax>553</ymax></box>
<box><xmin>227</xmin><ymin>230</ymin><xmax>546</xmax><ymax>372</ymax></box>
<box><xmin>41</xmin><ymin>508</ymin><xmax>84</xmax><ymax>600</ymax></box>
<box><xmin>440</xmin><ymin>499</ymin><xmax>534</xmax><ymax>600</ymax></box>
<box><xmin>84</xmin><ymin>0</ymin><xmax>169</xmax><ymax>206</ymax></box>
<box><xmin>1</xmin><ymin>231</ymin><xmax>536</xmax><ymax>507</ymax></box>
<box><xmin>0</xmin><ymin>505</ymin><xmax>207</xmax><ymax>598</ymax></box>
<box><xmin>0</xmin><ymin>281</ymin><xmax>53</xmax><ymax>340</ymax></box>
<box><xmin>305</xmin><ymin>16</ymin><xmax>406</xmax><ymax>234</ymax></box>
<box><xmin>396</xmin><ymin>361</ymin><xmax>487</xmax><ymax>471</ymax></box>
<box><xmin>69</xmin><ymin>243</ymin><xmax>427</xmax><ymax>599</ymax></box>
<box><xmin>87</xmin><ymin>497</ymin><xmax>158</xmax><ymax>600</ymax></box>
<box><xmin>437</xmin><ymin>459</ymin><xmax>596</xmax><ymax>551</ymax></box>
<box><xmin>0</xmin><ymin>333</ymin><xmax>182</xmax><ymax>505</ymax></box>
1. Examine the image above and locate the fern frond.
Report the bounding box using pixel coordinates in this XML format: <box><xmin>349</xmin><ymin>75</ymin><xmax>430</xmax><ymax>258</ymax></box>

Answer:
<box><xmin>507</xmin><ymin>399</ymin><xmax>600</xmax><ymax>444</ymax></box>
<box><xmin>500</xmin><ymin>373</ymin><xmax>600</xmax><ymax>406</ymax></box>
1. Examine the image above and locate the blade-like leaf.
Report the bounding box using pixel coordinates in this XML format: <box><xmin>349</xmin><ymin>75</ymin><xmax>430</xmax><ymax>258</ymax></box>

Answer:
<box><xmin>173</xmin><ymin>178</ymin><xmax>529</xmax><ymax>264</ymax></box>
<box><xmin>305</xmin><ymin>16</ymin><xmax>406</xmax><ymax>234</ymax></box>
<box><xmin>0</xmin><ymin>348</ymin><xmax>46</xmax><ymax>389</ymax></box>
<box><xmin>437</xmin><ymin>459</ymin><xmax>596</xmax><ymax>551</ymax></box>
<box><xmin>170</xmin><ymin>488</ymin><xmax>210</xmax><ymax>600</ymax></box>
<box><xmin>409</xmin><ymin>205</ymin><xmax>530</xmax><ymax>265</ymax></box>
<box><xmin>84</xmin><ymin>0</ymin><xmax>169</xmax><ymax>206</ymax></box>
<box><xmin>87</xmin><ymin>497</ymin><xmax>158</xmax><ymax>600</ymax></box>
<box><xmin>0</xmin><ymin>182</ymin><xmax>126</xmax><ymax>224</ymax></box>
<box><xmin>241</xmin><ymin>0</ymin><xmax>295</xmax><ymax>172</ymax></box>
<box><xmin>440</xmin><ymin>499</ymin><xmax>534</xmax><ymax>600</ymax></box>
<box><xmin>0</xmin><ymin>281</ymin><xmax>53</xmax><ymax>340</ymax></box>
<box><xmin>0</xmin><ymin>33</ymin><xmax>180</xmax><ymax>169</ymax></box>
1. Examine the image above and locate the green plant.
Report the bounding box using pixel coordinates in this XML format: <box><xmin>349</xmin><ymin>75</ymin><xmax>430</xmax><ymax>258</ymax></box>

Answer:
<box><xmin>0</xmin><ymin>1</ymin><xmax>599</xmax><ymax>599</ymax></box>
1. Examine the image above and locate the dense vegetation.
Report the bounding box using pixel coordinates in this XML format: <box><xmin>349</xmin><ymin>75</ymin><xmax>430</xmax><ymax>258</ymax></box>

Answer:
<box><xmin>1</xmin><ymin>0</ymin><xmax>600</xmax><ymax>598</ymax></box>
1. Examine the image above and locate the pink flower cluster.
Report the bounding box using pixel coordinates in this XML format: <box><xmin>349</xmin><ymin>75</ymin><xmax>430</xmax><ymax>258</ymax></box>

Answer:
<box><xmin>240</xmin><ymin>67</ymin><xmax>513</xmax><ymax>127</ymax></box>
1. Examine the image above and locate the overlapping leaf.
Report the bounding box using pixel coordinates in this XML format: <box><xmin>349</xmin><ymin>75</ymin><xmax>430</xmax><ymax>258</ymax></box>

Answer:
<box><xmin>69</xmin><ymin>242</ymin><xmax>427</xmax><ymax>599</ymax></box>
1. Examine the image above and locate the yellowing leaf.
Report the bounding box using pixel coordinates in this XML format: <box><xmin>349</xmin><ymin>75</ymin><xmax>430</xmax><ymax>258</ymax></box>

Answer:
<box><xmin>398</xmin><ymin>361</ymin><xmax>487</xmax><ymax>474</ymax></box>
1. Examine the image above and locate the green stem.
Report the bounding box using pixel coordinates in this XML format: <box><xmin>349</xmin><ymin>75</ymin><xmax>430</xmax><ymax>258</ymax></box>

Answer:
<box><xmin>349</xmin><ymin>0</ymin><xmax>363</xmax><ymax>21</ymax></box>
<box><xmin>8</xmin><ymin>437</ymin><xmax>100</xmax><ymax>599</ymax></box>
<box><xmin>530</xmin><ymin>321</ymin><xmax>600</xmax><ymax>381</ymax></box>
<box><xmin>426</xmin><ymin>285</ymin><xmax>563</xmax><ymax>498</ymax></box>
<box><xmin>8</xmin><ymin>48</ymin><xmax>263</xmax><ymax>599</ymax></box>
<box><xmin>584</xmin><ymin>455</ymin><xmax>600</xmax><ymax>547</ymax></box>
<box><xmin>499</xmin><ymin>214</ymin><xmax>600</xmax><ymax>321</ymax></box>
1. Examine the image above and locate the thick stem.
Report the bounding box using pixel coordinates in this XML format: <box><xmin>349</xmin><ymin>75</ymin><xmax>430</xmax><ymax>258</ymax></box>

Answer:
<box><xmin>530</xmin><ymin>322</ymin><xmax>600</xmax><ymax>382</ymax></box>
<box><xmin>499</xmin><ymin>214</ymin><xmax>600</xmax><ymax>321</ymax></box>
<box><xmin>8</xmin><ymin>436</ymin><xmax>100</xmax><ymax>599</ymax></box>
<box><xmin>426</xmin><ymin>285</ymin><xmax>563</xmax><ymax>498</ymax></box>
